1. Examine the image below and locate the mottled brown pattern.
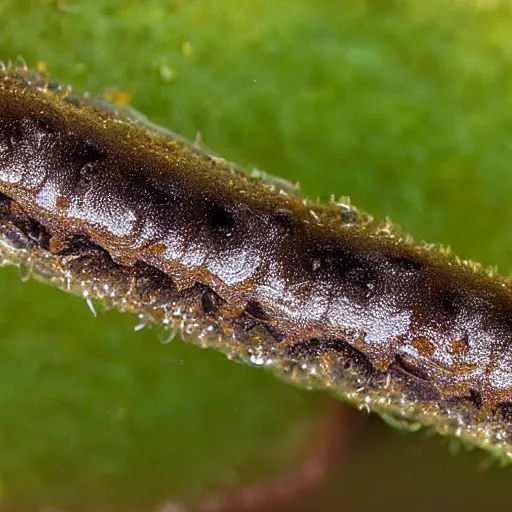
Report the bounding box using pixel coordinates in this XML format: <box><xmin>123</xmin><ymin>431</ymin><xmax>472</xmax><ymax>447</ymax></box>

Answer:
<box><xmin>3</xmin><ymin>64</ymin><xmax>512</xmax><ymax>458</ymax></box>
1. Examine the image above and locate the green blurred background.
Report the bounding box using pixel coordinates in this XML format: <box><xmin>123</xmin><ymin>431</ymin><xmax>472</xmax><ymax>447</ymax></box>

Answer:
<box><xmin>2</xmin><ymin>0</ymin><xmax>512</xmax><ymax>510</ymax></box>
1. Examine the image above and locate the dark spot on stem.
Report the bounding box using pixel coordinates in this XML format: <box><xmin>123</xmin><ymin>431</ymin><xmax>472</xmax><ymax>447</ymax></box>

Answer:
<box><xmin>134</xmin><ymin>261</ymin><xmax>174</xmax><ymax>295</ymax></box>
<box><xmin>390</xmin><ymin>255</ymin><xmax>424</xmax><ymax>273</ymax></box>
<box><xmin>201</xmin><ymin>289</ymin><xmax>223</xmax><ymax>316</ymax></box>
<box><xmin>244</xmin><ymin>299</ymin><xmax>269</xmax><ymax>321</ymax></box>
<box><xmin>469</xmin><ymin>388</ymin><xmax>483</xmax><ymax>409</ymax></box>
<box><xmin>437</xmin><ymin>290</ymin><xmax>461</xmax><ymax>318</ymax></box>
<box><xmin>71</xmin><ymin>141</ymin><xmax>105</xmax><ymax>174</ymax></box>
<box><xmin>288</xmin><ymin>338</ymin><xmax>374</xmax><ymax>374</ymax></box>
<box><xmin>394</xmin><ymin>353</ymin><xmax>431</xmax><ymax>381</ymax></box>
<box><xmin>204</xmin><ymin>200</ymin><xmax>235</xmax><ymax>236</ymax></box>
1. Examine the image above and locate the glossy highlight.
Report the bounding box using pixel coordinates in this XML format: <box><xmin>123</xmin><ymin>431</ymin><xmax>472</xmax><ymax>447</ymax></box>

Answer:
<box><xmin>1</xmin><ymin>63</ymin><xmax>512</xmax><ymax>458</ymax></box>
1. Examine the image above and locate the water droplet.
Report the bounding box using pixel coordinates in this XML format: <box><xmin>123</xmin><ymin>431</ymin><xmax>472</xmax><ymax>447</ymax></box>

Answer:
<box><xmin>250</xmin><ymin>353</ymin><xmax>265</xmax><ymax>366</ymax></box>
<box><xmin>134</xmin><ymin>321</ymin><xmax>146</xmax><ymax>332</ymax></box>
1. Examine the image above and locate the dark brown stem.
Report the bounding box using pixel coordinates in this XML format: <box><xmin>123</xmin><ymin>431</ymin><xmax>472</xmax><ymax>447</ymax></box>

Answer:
<box><xmin>155</xmin><ymin>399</ymin><xmax>353</xmax><ymax>512</ymax></box>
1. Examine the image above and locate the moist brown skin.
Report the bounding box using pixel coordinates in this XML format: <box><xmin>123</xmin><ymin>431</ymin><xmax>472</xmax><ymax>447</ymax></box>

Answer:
<box><xmin>2</xmin><ymin>65</ymin><xmax>512</xmax><ymax>458</ymax></box>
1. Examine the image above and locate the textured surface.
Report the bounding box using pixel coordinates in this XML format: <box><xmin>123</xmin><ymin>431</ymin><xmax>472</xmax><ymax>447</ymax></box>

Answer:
<box><xmin>4</xmin><ymin>67</ymin><xmax>512</xmax><ymax>460</ymax></box>
<box><xmin>3</xmin><ymin>1</ymin><xmax>512</xmax><ymax>511</ymax></box>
